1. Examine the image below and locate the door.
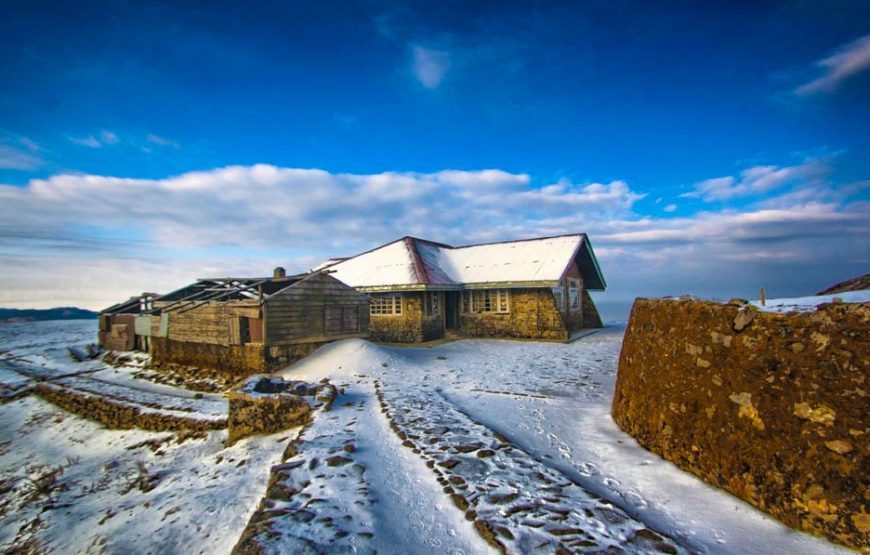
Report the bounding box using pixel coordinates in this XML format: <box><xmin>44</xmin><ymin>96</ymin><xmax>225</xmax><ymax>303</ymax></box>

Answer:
<box><xmin>445</xmin><ymin>292</ymin><xmax>459</xmax><ymax>330</ymax></box>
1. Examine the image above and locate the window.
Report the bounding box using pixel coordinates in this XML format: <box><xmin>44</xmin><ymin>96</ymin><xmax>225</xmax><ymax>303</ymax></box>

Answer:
<box><xmin>552</xmin><ymin>286</ymin><xmax>564</xmax><ymax>310</ymax></box>
<box><xmin>370</xmin><ymin>293</ymin><xmax>402</xmax><ymax>315</ymax></box>
<box><xmin>462</xmin><ymin>290</ymin><xmax>510</xmax><ymax>314</ymax></box>
<box><xmin>424</xmin><ymin>292</ymin><xmax>440</xmax><ymax>316</ymax></box>
<box><xmin>568</xmin><ymin>279</ymin><xmax>581</xmax><ymax>311</ymax></box>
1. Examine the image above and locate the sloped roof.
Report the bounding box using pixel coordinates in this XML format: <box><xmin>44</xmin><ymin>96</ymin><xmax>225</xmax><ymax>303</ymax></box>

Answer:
<box><xmin>320</xmin><ymin>234</ymin><xmax>606</xmax><ymax>291</ymax></box>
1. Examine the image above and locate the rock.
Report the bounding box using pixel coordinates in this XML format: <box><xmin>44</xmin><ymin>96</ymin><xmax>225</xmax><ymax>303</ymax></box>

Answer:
<box><xmin>710</xmin><ymin>332</ymin><xmax>732</xmax><ymax>347</ymax></box>
<box><xmin>733</xmin><ymin>309</ymin><xmax>756</xmax><ymax>332</ymax></box>
<box><xmin>326</xmin><ymin>456</ymin><xmax>352</xmax><ymax>467</ymax></box>
<box><xmin>487</xmin><ymin>492</ymin><xmax>519</xmax><ymax>504</ymax></box>
<box><xmin>824</xmin><ymin>440</ymin><xmax>853</xmax><ymax>455</ymax></box>
<box><xmin>728</xmin><ymin>392</ymin><xmax>765</xmax><ymax>431</ymax></box>
<box><xmin>477</xmin><ymin>449</ymin><xmax>496</xmax><ymax>458</ymax></box>
<box><xmin>793</xmin><ymin>403</ymin><xmax>836</xmax><ymax>425</ymax></box>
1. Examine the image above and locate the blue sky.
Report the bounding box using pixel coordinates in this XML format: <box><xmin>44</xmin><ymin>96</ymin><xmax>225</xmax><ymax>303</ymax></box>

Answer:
<box><xmin>0</xmin><ymin>0</ymin><xmax>868</xmax><ymax>318</ymax></box>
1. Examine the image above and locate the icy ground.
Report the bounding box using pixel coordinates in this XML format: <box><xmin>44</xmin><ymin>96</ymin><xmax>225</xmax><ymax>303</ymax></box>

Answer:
<box><xmin>0</xmin><ymin>320</ymin><xmax>851</xmax><ymax>554</ymax></box>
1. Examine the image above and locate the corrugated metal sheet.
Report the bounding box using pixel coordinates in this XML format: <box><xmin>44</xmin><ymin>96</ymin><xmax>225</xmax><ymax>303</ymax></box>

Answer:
<box><xmin>325</xmin><ymin>239</ymin><xmax>419</xmax><ymax>288</ymax></box>
<box><xmin>431</xmin><ymin>235</ymin><xmax>583</xmax><ymax>285</ymax></box>
<box><xmin>327</xmin><ymin>234</ymin><xmax>599</xmax><ymax>290</ymax></box>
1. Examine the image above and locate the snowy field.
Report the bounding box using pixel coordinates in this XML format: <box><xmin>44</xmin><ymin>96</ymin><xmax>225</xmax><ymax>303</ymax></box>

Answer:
<box><xmin>0</xmin><ymin>319</ymin><xmax>850</xmax><ymax>554</ymax></box>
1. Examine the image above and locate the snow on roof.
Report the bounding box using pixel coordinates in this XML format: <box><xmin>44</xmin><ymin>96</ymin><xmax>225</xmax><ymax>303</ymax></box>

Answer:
<box><xmin>324</xmin><ymin>234</ymin><xmax>605</xmax><ymax>290</ymax></box>
<box><xmin>420</xmin><ymin>235</ymin><xmax>584</xmax><ymax>285</ymax></box>
<box><xmin>322</xmin><ymin>239</ymin><xmax>420</xmax><ymax>288</ymax></box>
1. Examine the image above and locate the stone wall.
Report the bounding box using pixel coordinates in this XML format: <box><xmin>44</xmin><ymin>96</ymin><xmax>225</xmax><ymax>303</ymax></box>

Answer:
<box><xmin>265</xmin><ymin>343</ymin><xmax>324</xmax><ymax>371</ymax></box>
<box><xmin>227</xmin><ymin>377</ymin><xmax>313</xmax><ymax>445</ymax></box>
<box><xmin>612</xmin><ymin>297</ymin><xmax>869</xmax><ymax>549</ymax></box>
<box><xmin>34</xmin><ymin>383</ymin><xmax>225</xmax><ymax>432</ymax></box>
<box><xmin>370</xmin><ymin>292</ymin><xmax>426</xmax><ymax>343</ymax></box>
<box><xmin>459</xmin><ymin>289</ymin><xmax>569</xmax><ymax>341</ymax></box>
<box><xmin>151</xmin><ymin>336</ymin><xmax>265</xmax><ymax>380</ymax></box>
<box><xmin>581</xmin><ymin>290</ymin><xmax>603</xmax><ymax>329</ymax></box>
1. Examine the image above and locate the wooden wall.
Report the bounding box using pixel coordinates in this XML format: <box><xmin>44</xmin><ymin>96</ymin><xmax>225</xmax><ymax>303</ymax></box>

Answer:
<box><xmin>157</xmin><ymin>300</ymin><xmax>261</xmax><ymax>346</ymax></box>
<box><xmin>265</xmin><ymin>273</ymin><xmax>370</xmax><ymax>345</ymax></box>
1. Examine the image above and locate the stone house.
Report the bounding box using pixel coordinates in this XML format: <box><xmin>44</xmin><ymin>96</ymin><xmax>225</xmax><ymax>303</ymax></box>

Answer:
<box><xmin>318</xmin><ymin>234</ymin><xmax>606</xmax><ymax>343</ymax></box>
<box><xmin>101</xmin><ymin>268</ymin><xmax>370</xmax><ymax>378</ymax></box>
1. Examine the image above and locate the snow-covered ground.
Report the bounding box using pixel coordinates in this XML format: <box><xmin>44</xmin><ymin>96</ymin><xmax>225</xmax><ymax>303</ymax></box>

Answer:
<box><xmin>749</xmin><ymin>289</ymin><xmax>870</xmax><ymax>313</ymax></box>
<box><xmin>0</xmin><ymin>320</ymin><xmax>287</xmax><ymax>553</ymax></box>
<box><xmin>276</xmin><ymin>328</ymin><xmax>847</xmax><ymax>554</ymax></box>
<box><xmin>0</xmin><ymin>319</ymin><xmax>851</xmax><ymax>553</ymax></box>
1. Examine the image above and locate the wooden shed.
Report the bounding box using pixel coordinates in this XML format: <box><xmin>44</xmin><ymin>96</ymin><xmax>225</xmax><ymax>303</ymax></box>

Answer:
<box><xmin>140</xmin><ymin>269</ymin><xmax>370</xmax><ymax>378</ymax></box>
<box><xmin>99</xmin><ymin>293</ymin><xmax>159</xmax><ymax>352</ymax></box>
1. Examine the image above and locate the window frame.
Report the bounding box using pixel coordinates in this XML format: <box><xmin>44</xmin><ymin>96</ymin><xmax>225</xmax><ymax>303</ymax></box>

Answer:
<box><xmin>370</xmin><ymin>292</ymin><xmax>402</xmax><ymax>316</ymax></box>
<box><xmin>462</xmin><ymin>289</ymin><xmax>510</xmax><ymax>314</ymax></box>
<box><xmin>567</xmin><ymin>278</ymin><xmax>582</xmax><ymax>311</ymax></box>
<box><xmin>424</xmin><ymin>291</ymin><xmax>440</xmax><ymax>316</ymax></box>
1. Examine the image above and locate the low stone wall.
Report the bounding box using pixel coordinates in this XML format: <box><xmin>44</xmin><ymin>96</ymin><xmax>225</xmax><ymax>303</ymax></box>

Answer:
<box><xmin>227</xmin><ymin>376</ymin><xmax>336</xmax><ymax>445</ymax></box>
<box><xmin>459</xmin><ymin>289</ymin><xmax>568</xmax><ymax>341</ymax></box>
<box><xmin>612</xmin><ymin>297</ymin><xmax>869</xmax><ymax>549</ymax></box>
<box><xmin>34</xmin><ymin>383</ymin><xmax>225</xmax><ymax>432</ymax></box>
<box><xmin>265</xmin><ymin>343</ymin><xmax>322</xmax><ymax>371</ymax></box>
<box><xmin>151</xmin><ymin>337</ymin><xmax>265</xmax><ymax>379</ymax></box>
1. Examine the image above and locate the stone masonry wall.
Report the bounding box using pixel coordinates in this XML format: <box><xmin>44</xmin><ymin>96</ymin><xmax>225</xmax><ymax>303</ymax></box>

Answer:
<box><xmin>265</xmin><ymin>342</ymin><xmax>330</xmax><ymax>372</ymax></box>
<box><xmin>612</xmin><ymin>297</ymin><xmax>869</xmax><ymax>549</ymax></box>
<box><xmin>370</xmin><ymin>292</ymin><xmax>426</xmax><ymax>343</ymax></box>
<box><xmin>227</xmin><ymin>388</ymin><xmax>311</xmax><ymax>445</ymax></box>
<box><xmin>34</xmin><ymin>383</ymin><xmax>226</xmax><ymax>432</ymax></box>
<box><xmin>582</xmin><ymin>290</ymin><xmax>603</xmax><ymax>329</ymax></box>
<box><xmin>459</xmin><ymin>289</ymin><xmax>568</xmax><ymax>341</ymax></box>
<box><xmin>151</xmin><ymin>337</ymin><xmax>265</xmax><ymax>380</ymax></box>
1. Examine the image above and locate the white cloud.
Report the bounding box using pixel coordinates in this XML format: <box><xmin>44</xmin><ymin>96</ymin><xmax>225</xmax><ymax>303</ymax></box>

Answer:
<box><xmin>68</xmin><ymin>130</ymin><xmax>120</xmax><ymax>148</ymax></box>
<box><xmin>682</xmin><ymin>159</ymin><xmax>827</xmax><ymax>202</ymax></box>
<box><xmin>100</xmin><ymin>130</ymin><xmax>119</xmax><ymax>145</ymax></box>
<box><xmin>663</xmin><ymin>204</ymin><xmax>677</xmax><ymax>213</ymax></box>
<box><xmin>412</xmin><ymin>46</ymin><xmax>450</xmax><ymax>89</ymax></box>
<box><xmin>0</xmin><ymin>165</ymin><xmax>865</xmax><ymax>317</ymax></box>
<box><xmin>796</xmin><ymin>34</ymin><xmax>870</xmax><ymax>95</ymax></box>
<box><xmin>0</xmin><ymin>134</ymin><xmax>42</xmax><ymax>170</ymax></box>
<box><xmin>0</xmin><ymin>145</ymin><xmax>41</xmax><ymax>170</ymax></box>
<box><xmin>146</xmin><ymin>133</ymin><xmax>180</xmax><ymax>148</ymax></box>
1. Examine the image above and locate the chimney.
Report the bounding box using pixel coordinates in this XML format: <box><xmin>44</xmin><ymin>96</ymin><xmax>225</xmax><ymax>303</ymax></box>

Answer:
<box><xmin>273</xmin><ymin>266</ymin><xmax>286</xmax><ymax>278</ymax></box>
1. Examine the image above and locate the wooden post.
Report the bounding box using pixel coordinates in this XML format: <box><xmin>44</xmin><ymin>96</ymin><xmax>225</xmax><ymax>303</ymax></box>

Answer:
<box><xmin>760</xmin><ymin>287</ymin><xmax>766</xmax><ymax>307</ymax></box>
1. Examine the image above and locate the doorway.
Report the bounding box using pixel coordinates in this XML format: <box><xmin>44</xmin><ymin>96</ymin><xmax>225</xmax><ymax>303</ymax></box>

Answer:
<box><xmin>445</xmin><ymin>292</ymin><xmax>460</xmax><ymax>330</ymax></box>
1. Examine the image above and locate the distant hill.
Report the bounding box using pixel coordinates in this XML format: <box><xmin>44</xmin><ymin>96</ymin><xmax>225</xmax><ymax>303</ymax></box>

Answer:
<box><xmin>0</xmin><ymin>307</ymin><xmax>99</xmax><ymax>323</ymax></box>
<box><xmin>817</xmin><ymin>274</ymin><xmax>870</xmax><ymax>295</ymax></box>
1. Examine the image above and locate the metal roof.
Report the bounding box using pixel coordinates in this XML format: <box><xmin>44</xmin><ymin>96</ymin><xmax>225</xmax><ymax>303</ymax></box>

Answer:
<box><xmin>320</xmin><ymin>234</ymin><xmax>606</xmax><ymax>291</ymax></box>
